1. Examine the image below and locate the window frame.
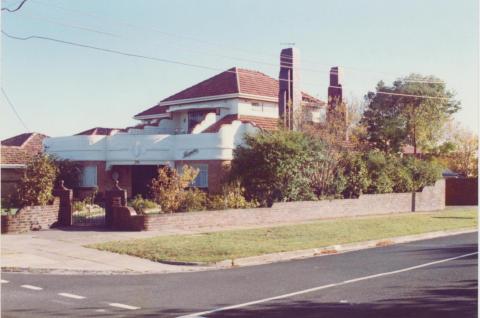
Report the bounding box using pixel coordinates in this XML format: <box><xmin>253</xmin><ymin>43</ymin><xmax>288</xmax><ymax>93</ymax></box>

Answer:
<box><xmin>190</xmin><ymin>164</ymin><xmax>208</xmax><ymax>188</ymax></box>
<box><xmin>80</xmin><ymin>165</ymin><xmax>98</xmax><ymax>188</ymax></box>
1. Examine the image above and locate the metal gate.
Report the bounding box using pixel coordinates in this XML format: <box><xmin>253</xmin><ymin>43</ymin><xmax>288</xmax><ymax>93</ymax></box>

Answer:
<box><xmin>72</xmin><ymin>203</ymin><xmax>106</xmax><ymax>226</ymax></box>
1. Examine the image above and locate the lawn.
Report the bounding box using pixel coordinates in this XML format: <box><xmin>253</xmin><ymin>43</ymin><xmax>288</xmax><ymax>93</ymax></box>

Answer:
<box><xmin>87</xmin><ymin>207</ymin><xmax>477</xmax><ymax>264</ymax></box>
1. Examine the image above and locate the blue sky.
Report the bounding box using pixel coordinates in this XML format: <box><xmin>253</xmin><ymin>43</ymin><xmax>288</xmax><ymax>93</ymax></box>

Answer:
<box><xmin>1</xmin><ymin>0</ymin><xmax>478</xmax><ymax>139</ymax></box>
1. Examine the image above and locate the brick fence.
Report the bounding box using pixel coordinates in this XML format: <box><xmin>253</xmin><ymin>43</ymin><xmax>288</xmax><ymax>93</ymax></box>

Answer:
<box><xmin>142</xmin><ymin>180</ymin><xmax>446</xmax><ymax>232</ymax></box>
<box><xmin>1</xmin><ymin>198</ymin><xmax>60</xmax><ymax>234</ymax></box>
<box><xmin>445</xmin><ymin>178</ymin><xmax>478</xmax><ymax>206</ymax></box>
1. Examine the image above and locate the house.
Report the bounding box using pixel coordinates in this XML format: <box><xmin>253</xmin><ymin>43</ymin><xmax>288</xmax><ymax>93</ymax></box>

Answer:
<box><xmin>44</xmin><ymin>48</ymin><xmax>345</xmax><ymax>199</ymax></box>
<box><xmin>1</xmin><ymin>132</ymin><xmax>48</xmax><ymax>199</ymax></box>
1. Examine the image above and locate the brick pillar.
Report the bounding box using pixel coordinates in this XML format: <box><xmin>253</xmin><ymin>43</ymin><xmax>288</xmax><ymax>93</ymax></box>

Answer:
<box><xmin>53</xmin><ymin>180</ymin><xmax>73</xmax><ymax>226</ymax></box>
<box><xmin>105</xmin><ymin>180</ymin><xmax>127</xmax><ymax>227</ymax></box>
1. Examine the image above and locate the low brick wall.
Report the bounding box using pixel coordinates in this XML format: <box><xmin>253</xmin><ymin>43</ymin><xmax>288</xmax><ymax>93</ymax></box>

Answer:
<box><xmin>445</xmin><ymin>178</ymin><xmax>478</xmax><ymax>205</ymax></box>
<box><xmin>1</xmin><ymin>198</ymin><xmax>60</xmax><ymax>234</ymax></box>
<box><xmin>143</xmin><ymin>180</ymin><xmax>446</xmax><ymax>231</ymax></box>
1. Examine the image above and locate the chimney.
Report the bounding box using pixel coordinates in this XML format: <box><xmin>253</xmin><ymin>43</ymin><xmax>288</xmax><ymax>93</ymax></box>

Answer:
<box><xmin>327</xmin><ymin>66</ymin><xmax>342</xmax><ymax>108</ymax></box>
<box><xmin>327</xmin><ymin>66</ymin><xmax>348</xmax><ymax>141</ymax></box>
<box><xmin>278</xmin><ymin>47</ymin><xmax>302</xmax><ymax>130</ymax></box>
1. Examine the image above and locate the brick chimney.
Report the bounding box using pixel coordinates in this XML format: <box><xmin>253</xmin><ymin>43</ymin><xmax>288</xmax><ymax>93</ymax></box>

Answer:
<box><xmin>278</xmin><ymin>47</ymin><xmax>302</xmax><ymax>130</ymax></box>
<box><xmin>327</xmin><ymin>67</ymin><xmax>348</xmax><ymax>141</ymax></box>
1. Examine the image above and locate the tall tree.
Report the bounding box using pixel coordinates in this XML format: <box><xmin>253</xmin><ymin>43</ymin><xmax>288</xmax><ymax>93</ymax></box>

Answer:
<box><xmin>436</xmin><ymin>121</ymin><xmax>478</xmax><ymax>177</ymax></box>
<box><xmin>361</xmin><ymin>74</ymin><xmax>460</xmax><ymax>153</ymax></box>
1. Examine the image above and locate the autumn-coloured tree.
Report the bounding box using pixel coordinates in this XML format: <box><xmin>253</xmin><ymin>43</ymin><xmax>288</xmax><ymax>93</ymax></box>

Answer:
<box><xmin>150</xmin><ymin>165</ymin><xmax>204</xmax><ymax>212</ymax></box>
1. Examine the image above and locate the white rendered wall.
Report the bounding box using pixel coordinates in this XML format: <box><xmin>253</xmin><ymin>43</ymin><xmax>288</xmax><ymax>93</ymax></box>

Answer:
<box><xmin>191</xmin><ymin>112</ymin><xmax>217</xmax><ymax>134</ymax></box>
<box><xmin>236</xmin><ymin>100</ymin><xmax>279</xmax><ymax>118</ymax></box>
<box><xmin>44</xmin><ymin>121</ymin><xmax>258</xmax><ymax>169</ymax></box>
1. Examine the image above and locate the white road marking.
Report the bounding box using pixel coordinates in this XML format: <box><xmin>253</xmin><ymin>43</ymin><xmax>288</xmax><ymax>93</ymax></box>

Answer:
<box><xmin>95</xmin><ymin>309</ymin><xmax>107</xmax><ymax>313</ymax></box>
<box><xmin>21</xmin><ymin>285</ymin><xmax>43</xmax><ymax>291</ymax></box>
<box><xmin>177</xmin><ymin>252</ymin><xmax>478</xmax><ymax>318</ymax></box>
<box><xmin>1</xmin><ymin>280</ymin><xmax>9</xmax><ymax>284</ymax></box>
<box><xmin>108</xmin><ymin>303</ymin><xmax>140</xmax><ymax>310</ymax></box>
<box><xmin>339</xmin><ymin>300</ymin><xmax>348</xmax><ymax>303</ymax></box>
<box><xmin>58</xmin><ymin>292</ymin><xmax>86</xmax><ymax>299</ymax></box>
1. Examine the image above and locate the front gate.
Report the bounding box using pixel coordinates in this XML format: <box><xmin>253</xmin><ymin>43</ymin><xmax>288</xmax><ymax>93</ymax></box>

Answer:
<box><xmin>72</xmin><ymin>203</ymin><xmax>106</xmax><ymax>226</ymax></box>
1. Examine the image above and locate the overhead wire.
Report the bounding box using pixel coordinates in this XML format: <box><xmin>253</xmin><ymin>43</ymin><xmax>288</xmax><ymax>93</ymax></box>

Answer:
<box><xmin>1</xmin><ymin>0</ymin><xmax>28</xmax><ymax>12</ymax></box>
<box><xmin>25</xmin><ymin>0</ymin><xmax>445</xmax><ymax>84</ymax></box>
<box><xmin>1</xmin><ymin>87</ymin><xmax>30</xmax><ymax>131</ymax></box>
<box><xmin>2</xmin><ymin>31</ymin><xmax>451</xmax><ymax>101</ymax></box>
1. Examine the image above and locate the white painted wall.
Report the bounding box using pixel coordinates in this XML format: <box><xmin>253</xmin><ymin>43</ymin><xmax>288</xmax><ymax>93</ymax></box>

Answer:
<box><xmin>237</xmin><ymin>100</ymin><xmax>279</xmax><ymax>118</ymax></box>
<box><xmin>191</xmin><ymin>112</ymin><xmax>217</xmax><ymax>134</ymax></box>
<box><xmin>44</xmin><ymin>122</ymin><xmax>258</xmax><ymax>169</ymax></box>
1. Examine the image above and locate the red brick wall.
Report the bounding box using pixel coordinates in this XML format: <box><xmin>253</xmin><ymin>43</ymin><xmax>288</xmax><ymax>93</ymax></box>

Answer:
<box><xmin>445</xmin><ymin>178</ymin><xmax>478</xmax><ymax>205</ymax></box>
<box><xmin>1</xmin><ymin>198</ymin><xmax>60</xmax><ymax>234</ymax></box>
<box><xmin>143</xmin><ymin>180</ymin><xmax>446</xmax><ymax>231</ymax></box>
<box><xmin>175</xmin><ymin>160</ymin><xmax>231</xmax><ymax>193</ymax></box>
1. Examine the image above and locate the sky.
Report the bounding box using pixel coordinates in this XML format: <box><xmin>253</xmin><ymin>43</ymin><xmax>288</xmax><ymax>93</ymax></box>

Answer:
<box><xmin>1</xmin><ymin>0</ymin><xmax>478</xmax><ymax>140</ymax></box>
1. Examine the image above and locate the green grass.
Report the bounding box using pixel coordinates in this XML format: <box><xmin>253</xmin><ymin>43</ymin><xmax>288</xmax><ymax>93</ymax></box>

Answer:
<box><xmin>87</xmin><ymin>207</ymin><xmax>477</xmax><ymax>264</ymax></box>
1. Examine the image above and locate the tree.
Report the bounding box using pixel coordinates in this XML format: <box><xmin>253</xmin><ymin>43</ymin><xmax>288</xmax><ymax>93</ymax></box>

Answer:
<box><xmin>436</xmin><ymin>121</ymin><xmax>478</xmax><ymax>177</ymax></box>
<box><xmin>15</xmin><ymin>154</ymin><xmax>58</xmax><ymax>206</ymax></box>
<box><xmin>361</xmin><ymin>75</ymin><xmax>460</xmax><ymax>153</ymax></box>
<box><xmin>230</xmin><ymin>129</ymin><xmax>324</xmax><ymax>205</ymax></box>
<box><xmin>53</xmin><ymin>157</ymin><xmax>81</xmax><ymax>189</ymax></box>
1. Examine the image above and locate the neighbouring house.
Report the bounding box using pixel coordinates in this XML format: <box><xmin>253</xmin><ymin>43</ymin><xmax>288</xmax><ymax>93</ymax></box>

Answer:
<box><xmin>1</xmin><ymin>132</ymin><xmax>48</xmax><ymax>199</ymax></box>
<box><xmin>44</xmin><ymin>48</ymin><xmax>346</xmax><ymax>199</ymax></box>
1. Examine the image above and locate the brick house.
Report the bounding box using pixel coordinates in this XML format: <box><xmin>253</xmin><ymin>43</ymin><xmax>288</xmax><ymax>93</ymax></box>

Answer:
<box><xmin>1</xmin><ymin>133</ymin><xmax>48</xmax><ymax>199</ymax></box>
<box><xmin>45</xmin><ymin>48</ymin><xmax>344</xmax><ymax>199</ymax></box>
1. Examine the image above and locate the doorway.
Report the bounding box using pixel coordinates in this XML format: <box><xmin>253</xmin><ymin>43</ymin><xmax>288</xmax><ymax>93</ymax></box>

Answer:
<box><xmin>131</xmin><ymin>165</ymin><xmax>160</xmax><ymax>199</ymax></box>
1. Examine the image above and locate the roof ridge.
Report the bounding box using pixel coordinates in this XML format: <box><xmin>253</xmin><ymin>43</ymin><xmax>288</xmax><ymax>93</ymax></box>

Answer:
<box><xmin>19</xmin><ymin>132</ymin><xmax>36</xmax><ymax>148</ymax></box>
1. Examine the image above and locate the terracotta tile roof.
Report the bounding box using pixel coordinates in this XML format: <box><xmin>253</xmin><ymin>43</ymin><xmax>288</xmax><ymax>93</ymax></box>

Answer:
<box><xmin>75</xmin><ymin>127</ymin><xmax>124</xmax><ymax>136</ymax></box>
<box><xmin>1</xmin><ymin>133</ymin><xmax>48</xmax><ymax>165</ymax></box>
<box><xmin>301</xmin><ymin>91</ymin><xmax>325</xmax><ymax>106</ymax></box>
<box><xmin>1</xmin><ymin>133</ymin><xmax>36</xmax><ymax>147</ymax></box>
<box><xmin>134</xmin><ymin>105</ymin><xmax>170</xmax><ymax>118</ymax></box>
<box><xmin>135</xmin><ymin>67</ymin><xmax>325</xmax><ymax>117</ymax></box>
<box><xmin>203</xmin><ymin>114</ymin><xmax>279</xmax><ymax>133</ymax></box>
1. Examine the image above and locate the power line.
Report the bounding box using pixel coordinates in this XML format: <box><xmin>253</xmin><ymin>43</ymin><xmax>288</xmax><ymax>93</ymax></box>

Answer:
<box><xmin>2</xmin><ymin>0</ymin><xmax>28</xmax><ymax>12</ymax></box>
<box><xmin>2</xmin><ymin>31</ymin><xmax>452</xmax><ymax>101</ymax></box>
<box><xmin>26</xmin><ymin>0</ymin><xmax>445</xmax><ymax>84</ymax></box>
<box><xmin>20</xmin><ymin>12</ymin><xmax>119</xmax><ymax>37</ymax></box>
<box><xmin>1</xmin><ymin>87</ymin><xmax>29</xmax><ymax>131</ymax></box>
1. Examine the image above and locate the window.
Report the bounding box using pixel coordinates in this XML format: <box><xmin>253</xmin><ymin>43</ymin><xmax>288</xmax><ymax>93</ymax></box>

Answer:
<box><xmin>251</xmin><ymin>102</ymin><xmax>264</xmax><ymax>112</ymax></box>
<box><xmin>191</xmin><ymin>164</ymin><xmax>208</xmax><ymax>188</ymax></box>
<box><xmin>188</xmin><ymin>111</ymin><xmax>207</xmax><ymax>133</ymax></box>
<box><xmin>80</xmin><ymin>166</ymin><xmax>97</xmax><ymax>187</ymax></box>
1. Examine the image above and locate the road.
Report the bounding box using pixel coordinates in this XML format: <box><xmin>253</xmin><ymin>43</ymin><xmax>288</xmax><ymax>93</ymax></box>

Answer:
<box><xmin>1</xmin><ymin>232</ymin><xmax>477</xmax><ymax>317</ymax></box>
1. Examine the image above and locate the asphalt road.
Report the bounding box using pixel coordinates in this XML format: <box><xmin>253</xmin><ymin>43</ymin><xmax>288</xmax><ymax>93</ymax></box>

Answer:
<box><xmin>1</xmin><ymin>232</ymin><xmax>477</xmax><ymax>318</ymax></box>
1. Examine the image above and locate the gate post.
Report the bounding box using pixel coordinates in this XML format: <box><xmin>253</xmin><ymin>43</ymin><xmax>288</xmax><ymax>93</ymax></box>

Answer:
<box><xmin>53</xmin><ymin>180</ymin><xmax>73</xmax><ymax>226</ymax></box>
<box><xmin>105</xmin><ymin>181</ymin><xmax>127</xmax><ymax>227</ymax></box>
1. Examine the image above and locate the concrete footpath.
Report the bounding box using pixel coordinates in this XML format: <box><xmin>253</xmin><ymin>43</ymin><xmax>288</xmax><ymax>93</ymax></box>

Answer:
<box><xmin>1</xmin><ymin>225</ymin><xmax>477</xmax><ymax>275</ymax></box>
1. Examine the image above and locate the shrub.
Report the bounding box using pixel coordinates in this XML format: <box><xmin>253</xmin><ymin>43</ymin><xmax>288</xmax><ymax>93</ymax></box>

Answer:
<box><xmin>340</xmin><ymin>153</ymin><xmax>370</xmax><ymax>198</ymax></box>
<box><xmin>129</xmin><ymin>194</ymin><xmax>159</xmax><ymax>214</ymax></box>
<box><xmin>207</xmin><ymin>182</ymin><xmax>258</xmax><ymax>210</ymax></box>
<box><xmin>231</xmin><ymin>130</ymin><xmax>324</xmax><ymax>205</ymax></box>
<box><xmin>14</xmin><ymin>154</ymin><xmax>58</xmax><ymax>206</ymax></box>
<box><xmin>73</xmin><ymin>200</ymin><xmax>86</xmax><ymax>212</ymax></box>
<box><xmin>150</xmin><ymin>165</ymin><xmax>200</xmax><ymax>213</ymax></box>
<box><xmin>364</xmin><ymin>151</ymin><xmax>394</xmax><ymax>194</ymax></box>
<box><xmin>180</xmin><ymin>188</ymin><xmax>207</xmax><ymax>212</ymax></box>
<box><xmin>402</xmin><ymin>157</ymin><xmax>442</xmax><ymax>191</ymax></box>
